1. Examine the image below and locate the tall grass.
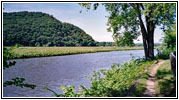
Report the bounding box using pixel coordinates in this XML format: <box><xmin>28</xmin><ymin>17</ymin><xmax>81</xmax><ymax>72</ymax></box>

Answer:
<box><xmin>9</xmin><ymin>46</ymin><xmax>144</xmax><ymax>59</ymax></box>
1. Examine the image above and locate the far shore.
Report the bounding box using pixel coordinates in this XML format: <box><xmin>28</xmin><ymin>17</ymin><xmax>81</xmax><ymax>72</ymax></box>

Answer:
<box><xmin>7</xmin><ymin>46</ymin><xmax>146</xmax><ymax>59</ymax></box>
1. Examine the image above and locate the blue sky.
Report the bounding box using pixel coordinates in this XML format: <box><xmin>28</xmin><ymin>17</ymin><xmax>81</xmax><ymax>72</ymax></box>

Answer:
<box><xmin>3</xmin><ymin>3</ymin><xmax>164</xmax><ymax>43</ymax></box>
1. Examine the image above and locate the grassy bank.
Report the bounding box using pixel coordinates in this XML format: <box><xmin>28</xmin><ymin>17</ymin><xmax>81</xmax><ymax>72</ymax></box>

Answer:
<box><xmin>127</xmin><ymin>60</ymin><xmax>176</xmax><ymax>97</ymax></box>
<box><xmin>9</xmin><ymin>46</ymin><xmax>144</xmax><ymax>59</ymax></box>
<box><xmin>155</xmin><ymin>60</ymin><xmax>176</xmax><ymax>97</ymax></box>
<box><xmin>124</xmin><ymin>60</ymin><xmax>156</xmax><ymax>97</ymax></box>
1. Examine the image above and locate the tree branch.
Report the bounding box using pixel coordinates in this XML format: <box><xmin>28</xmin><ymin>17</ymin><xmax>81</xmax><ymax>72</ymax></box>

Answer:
<box><xmin>129</xmin><ymin>3</ymin><xmax>137</xmax><ymax>10</ymax></box>
<box><xmin>135</xmin><ymin>4</ymin><xmax>148</xmax><ymax>35</ymax></box>
<box><xmin>140</xmin><ymin>3</ymin><xmax>145</xmax><ymax>10</ymax></box>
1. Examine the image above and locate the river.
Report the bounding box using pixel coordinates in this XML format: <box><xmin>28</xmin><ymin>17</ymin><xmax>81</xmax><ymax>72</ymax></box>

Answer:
<box><xmin>3</xmin><ymin>49</ymin><xmax>156</xmax><ymax>97</ymax></box>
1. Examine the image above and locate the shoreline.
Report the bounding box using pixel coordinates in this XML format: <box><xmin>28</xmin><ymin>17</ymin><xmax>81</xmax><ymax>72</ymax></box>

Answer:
<box><xmin>8</xmin><ymin>47</ymin><xmax>144</xmax><ymax>59</ymax></box>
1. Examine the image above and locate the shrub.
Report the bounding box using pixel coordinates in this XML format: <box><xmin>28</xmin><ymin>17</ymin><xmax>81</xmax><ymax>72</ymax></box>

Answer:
<box><xmin>156</xmin><ymin>47</ymin><xmax>176</xmax><ymax>59</ymax></box>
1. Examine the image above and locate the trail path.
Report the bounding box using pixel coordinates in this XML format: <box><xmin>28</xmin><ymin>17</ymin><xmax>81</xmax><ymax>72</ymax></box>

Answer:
<box><xmin>143</xmin><ymin>61</ymin><xmax>165</xmax><ymax>97</ymax></box>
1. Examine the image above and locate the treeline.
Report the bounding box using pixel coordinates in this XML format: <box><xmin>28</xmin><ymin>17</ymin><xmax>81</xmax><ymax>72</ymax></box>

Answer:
<box><xmin>96</xmin><ymin>42</ymin><xmax>114</xmax><ymax>46</ymax></box>
<box><xmin>3</xmin><ymin>11</ymin><xmax>96</xmax><ymax>46</ymax></box>
<box><xmin>3</xmin><ymin>11</ymin><xmax>162</xmax><ymax>47</ymax></box>
<box><xmin>135</xmin><ymin>43</ymin><xmax>162</xmax><ymax>47</ymax></box>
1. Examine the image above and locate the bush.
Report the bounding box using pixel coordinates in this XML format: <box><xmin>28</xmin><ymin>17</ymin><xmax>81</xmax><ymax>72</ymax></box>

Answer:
<box><xmin>156</xmin><ymin>48</ymin><xmax>175</xmax><ymax>59</ymax></box>
<box><xmin>157</xmin><ymin>22</ymin><xmax>176</xmax><ymax>59</ymax></box>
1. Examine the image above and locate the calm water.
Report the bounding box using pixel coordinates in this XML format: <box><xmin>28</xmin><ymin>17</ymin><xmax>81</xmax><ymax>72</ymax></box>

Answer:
<box><xmin>3</xmin><ymin>50</ymin><xmax>156</xmax><ymax>97</ymax></box>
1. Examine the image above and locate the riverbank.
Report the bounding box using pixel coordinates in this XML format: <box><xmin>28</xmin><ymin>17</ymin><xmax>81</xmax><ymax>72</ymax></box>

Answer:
<box><xmin>126</xmin><ymin>60</ymin><xmax>176</xmax><ymax>97</ymax></box>
<box><xmin>52</xmin><ymin>59</ymin><xmax>176</xmax><ymax>97</ymax></box>
<box><xmin>9</xmin><ymin>46</ymin><xmax>144</xmax><ymax>59</ymax></box>
<box><xmin>4</xmin><ymin>49</ymin><xmax>146</xmax><ymax>97</ymax></box>
<box><xmin>43</xmin><ymin>57</ymin><xmax>156</xmax><ymax>97</ymax></box>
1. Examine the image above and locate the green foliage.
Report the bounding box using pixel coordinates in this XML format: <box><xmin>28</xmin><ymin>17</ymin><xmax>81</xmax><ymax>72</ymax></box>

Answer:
<box><xmin>3</xmin><ymin>46</ymin><xmax>17</xmax><ymax>69</ymax></box>
<box><xmin>44</xmin><ymin>57</ymin><xmax>154</xmax><ymax>97</ymax></box>
<box><xmin>43</xmin><ymin>86</ymin><xmax>79</xmax><ymax>97</ymax></box>
<box><xmin>101</xmin><ymin>3</ymin><xmax>175</xmax><ymax>46</ymax></box>
<box><xmin>96</xmin><ymin>42</ymin><xmax>114</xmax><ymax>46</ymax></box>
<box><xmin>60</xmin><ymin>86</ymin><xmax>79</xmax><ymax>97</ymax></box>
<box><xmin>157</xmin><ymin>23</ymin><xmax>176</xmax><ymax>59</ymax></box>
<box><xmin>3</xmin><ymin>77</ymin><xmax>36</xmax><ymax>89</ymax></box>
<box><xmin>81</xmin><ymin>58</ymin><xmax>150</xmax><ymax>97</ymax></box>
<box><xmin>163</xmin><ymin>23</ymin><xmax>176</xmax><ymax>49</ymax></box>
<box><xmin>79</xmin><ymin>3</ymin><xmax>176</xmax><ymax>60</ymax></box>
<box><xmin>3</xmin><ymin>11</ymin><xmax>96</xmax><ymax>47</ymax></box>
<box><xmin>3</xmin><ymin>46</ymin><xmax>36</xmax><ymax>89</ymax></box>
<box><xmin>157</xmin><ymin>48</ymin><xmax>174</xmax><ymax>59</ymax></box>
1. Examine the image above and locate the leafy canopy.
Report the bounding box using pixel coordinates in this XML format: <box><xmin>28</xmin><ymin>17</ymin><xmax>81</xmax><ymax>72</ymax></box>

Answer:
<box><xmin>79</xmin><ymin>3</ymin><xmax>176</xmax><ymax>46</ymax></box>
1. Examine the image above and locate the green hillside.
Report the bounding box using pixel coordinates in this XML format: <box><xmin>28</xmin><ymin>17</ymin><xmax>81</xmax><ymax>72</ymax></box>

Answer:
<box><xmin>3</xmin><ymin>11</ymin><xmax>96</xmax><ymax>46</ymax></box>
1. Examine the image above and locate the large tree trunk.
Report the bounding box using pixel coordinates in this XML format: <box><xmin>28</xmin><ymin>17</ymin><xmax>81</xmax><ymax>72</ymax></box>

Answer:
<box><xmin>141</xmin><ymin>32</ymin><xmax>154</xmax><ymax>60</ymax></box>
<box><xmin>147</xmin><ymin>31</ymin><xmax>154</xmax><ymax>60</ymax></box>
<box><xmin>138</xmin><ymin>16</ymin><xmax>155</xmax><ymax>60</ymax></box>
<box><xmin>135</xmin><ymin>3</ymin><xmax>155</xmax><ymax>60</ymax></box>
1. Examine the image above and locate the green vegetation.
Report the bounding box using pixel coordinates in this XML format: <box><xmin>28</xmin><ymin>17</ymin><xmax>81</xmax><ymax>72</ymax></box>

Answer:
<box><xmin>3</xmin><ymin>47</ymin><xmax>16</xmax><ymax>69</ymax></box>
<box><xmin>127</xmin><ymin>22</ymin><xmax>176</xmax><ymax>97</ymax></box>
<box><xmin>9</xmin><ymin>46</ymin><xmax>144</xmax><ymax>59</ymax></box>
<box><xmin>127</xmin><ymin>60</ymin><xmax>176</xmax><ymax>97</ymax></box>
<box><xmin>3</xmin><ymin>11</ymin><xmax>96</xmax><ymax>46</ymax></box>
<box><xmin>157</xmin><ymin>22</ymin><xmax>176</xmax><ymax>59</ymax></box>
<box><xmin>126</xmin><ymin>78</ymin><xmax>147</xmax><ymax>97</ymax></box>
<box><xmin>155</xmin><ymin>60</ymin><xmax>176</xmax><ymax>97</ymax></box>
<box><xmin>163</xmin><ymin>23</ymin><xmax>176</xmax><ymax>49</ymax></box>
<box><xmin>96</xmin><ymin>42</ymin><xmax>114</xmax><ymax>47</ymax></box>
<box><xmin>44</xmin><ymin>57</ymin><xmax>155</xmax><ymax>97</ymax></box>
<box><xmin>154</xmin><ymin>23</ymin><xmax>176</xmax><ymax>97</ymax></box>
<box><xmin>80</xmin><ymin>3</ymin><xmax>176</xmax><ymax>60</ymax></box>
<box><xmin>3</xmin><ymin>3</ymin><xmax>176</xmax><ymax>97</ymax></box>
<box><xmin>126</xmin><ymin>62</ymin><xmax>154</xmax><ymax>97</ymax></box>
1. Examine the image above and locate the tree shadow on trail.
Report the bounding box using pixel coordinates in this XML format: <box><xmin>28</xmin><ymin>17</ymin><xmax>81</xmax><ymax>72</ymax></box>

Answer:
<box><xmin>157</xmin><ymin>79</ymin><xmax>176</xmax><ymax>97</ymax></box>
<box><xmin>155</xmin><ymin>69</ymin><xmax>173</xmax><ymax>79</ymax></box>
<box><xmin>155</xmin><ymin>69</ymin><xmax>176</xmax><ymax>97</ymax></box>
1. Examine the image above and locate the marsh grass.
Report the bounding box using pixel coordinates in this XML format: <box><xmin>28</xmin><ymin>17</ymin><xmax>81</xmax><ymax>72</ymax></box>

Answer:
<box><xmin>8</xmin><ymin>46</ymin><xmax>144</xmax><ymax>59</ymax></box>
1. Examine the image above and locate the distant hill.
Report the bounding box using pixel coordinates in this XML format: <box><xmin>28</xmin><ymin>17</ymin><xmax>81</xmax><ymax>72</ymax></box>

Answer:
<box><xmin>3</xmin><ymin>11</ymin><xmax>96</xmax><ymax>46</ymax></box>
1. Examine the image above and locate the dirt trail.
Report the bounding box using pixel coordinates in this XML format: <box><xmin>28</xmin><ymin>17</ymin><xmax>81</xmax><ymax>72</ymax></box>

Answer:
<box><xmin>143</xmin><ymin>61</ymin><xmax>165</xmax><ymax>97</ymax></box>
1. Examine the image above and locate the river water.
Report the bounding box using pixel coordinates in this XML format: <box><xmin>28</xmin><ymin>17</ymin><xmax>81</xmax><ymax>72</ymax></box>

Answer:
<box><xmin>3</xmin><ymin>50</ymin><xmax>155</xmax><ymax>97</ymax></box>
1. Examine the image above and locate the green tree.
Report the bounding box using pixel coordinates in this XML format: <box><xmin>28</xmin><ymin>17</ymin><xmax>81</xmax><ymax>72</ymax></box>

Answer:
<box><xmin>163</xmin><ymin>22</ymin><xmax>176</xmax><ymax>49</ymax></box>
<box><xmin>79</xmin><ymin>3</ymin><xmax>176</xmax><ymax>60</ymax></box>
